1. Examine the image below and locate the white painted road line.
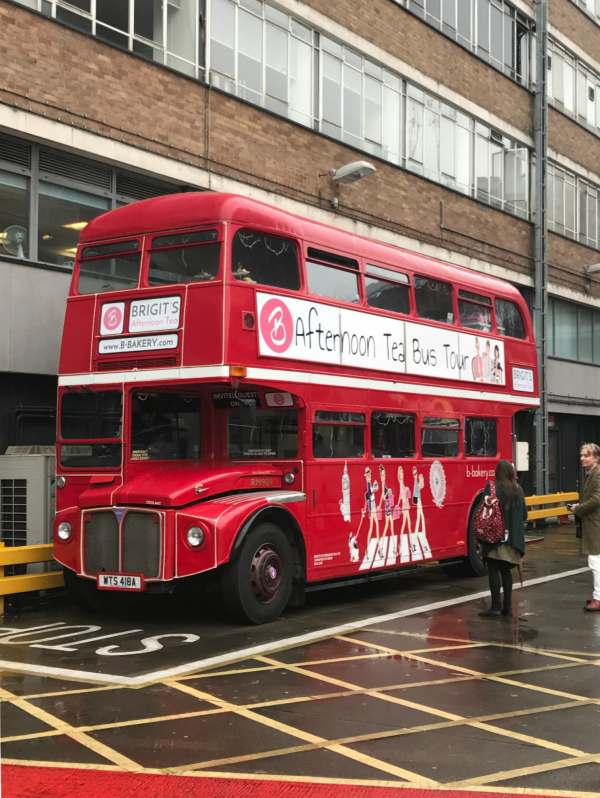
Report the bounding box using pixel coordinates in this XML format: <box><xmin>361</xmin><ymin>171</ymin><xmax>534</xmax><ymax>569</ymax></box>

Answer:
<box><xmin>0</xmin><ymin>567</ymin><xmax>588</xmax><ymax>687</ymax></box>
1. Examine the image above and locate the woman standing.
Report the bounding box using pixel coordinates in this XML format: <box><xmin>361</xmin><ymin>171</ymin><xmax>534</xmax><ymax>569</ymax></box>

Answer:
<box><xmin>571</xmin><ymin>443</ymin><xmax>600</xmax><ymax>611</ymax></box>
<box><xmin>479</xmin><ymin>460</ymin><xmax>526</xmax><ymax>618</ymax></box>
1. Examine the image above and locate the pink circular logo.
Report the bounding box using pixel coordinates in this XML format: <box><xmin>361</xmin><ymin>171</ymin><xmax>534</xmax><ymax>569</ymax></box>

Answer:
<box><xmin>103</xmin><ymin>305</ymin><xmax>123</xmax><ymax>332</ymax></box>
<box><xmin>259</xmin><ymin>299</ymin><xmax>293</xmax><ymax>354</ymax></box>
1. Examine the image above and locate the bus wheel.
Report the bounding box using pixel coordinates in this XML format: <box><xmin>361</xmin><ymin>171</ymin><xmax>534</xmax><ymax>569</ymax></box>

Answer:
<box><xmin>221</xmin><ymin>523</ymin><xmax>294</xmax><ymax>624</ymax></box>
<box><xmin>463</xmin><ymin>511</ymin><xmax>487</xmax><ymax>577</ymax></box>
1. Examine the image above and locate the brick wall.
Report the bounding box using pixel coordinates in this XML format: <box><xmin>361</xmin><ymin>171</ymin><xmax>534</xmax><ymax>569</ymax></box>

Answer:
<box><xmin>550</xmin><ymin>0</ymin><xmax>600</xmax><ymax>65</ymax></box>
<box><xmin>301</xmin><ymin>0</ymin><xmax>533</xmax><ymax>136</ymax></box>
<box><xmin>0</xmin><ymin>0</ymin><xmax>533</xmax><ymax>281</ymax></box>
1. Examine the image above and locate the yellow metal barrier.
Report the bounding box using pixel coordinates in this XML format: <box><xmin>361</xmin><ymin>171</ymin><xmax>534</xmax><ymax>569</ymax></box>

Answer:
<box><xmin>525</xmin><ymin>491</ymin><xmax>579</xmax><ymax>523</ymax></box>
<box><xmin>0</xmin><ymin>542</ymin><xmax>64</xmax><ymax>616</ymax></box>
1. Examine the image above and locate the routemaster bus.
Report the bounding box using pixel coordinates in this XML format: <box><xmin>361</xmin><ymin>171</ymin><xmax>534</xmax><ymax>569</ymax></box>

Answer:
<box><xmin>53</xmin><ymin>192</ymin><xmax>539</xmax><ymax>623</ymax></box>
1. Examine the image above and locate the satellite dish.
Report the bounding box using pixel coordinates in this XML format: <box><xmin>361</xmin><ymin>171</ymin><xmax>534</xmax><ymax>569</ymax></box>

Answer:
<box><xmin>1</xmin><ymin>225</ymin><xmax>27</xmax><ymax>258</ymax></box>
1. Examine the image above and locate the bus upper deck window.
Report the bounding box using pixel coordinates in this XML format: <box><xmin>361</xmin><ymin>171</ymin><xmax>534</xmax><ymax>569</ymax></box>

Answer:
<box><xmin>77</xmin><ymin>240</ymin><xmax>140</xmax><ymax>295</ymax></box>
<box><xmin>458</xmin><ymin>289</ymin><xmax>492</xmax><ymax>332</ymax></box>
<box><xmin>365</xmin><ymin>265</ymin><xmax>410</xmax><ymax>314</ymax></box>
<box><xmin>496</xmin><ymin>298</ymin><xmax>525</xmax><ymax>339</ymax></box>
<box><xmin>414</xmin><ymin>276</ymin><xmax>454</xmax><ymax>323</ymax></box>
<box><xmin>232</xmin><ymin>230</ymin><xmax>300</xmax><ymax>290</ymax></box>
<box><xmin>148</xmin><ymin>230</ymin><xmax>220</xmax><ymax>286</ymax></box>
<box><xmin>306</xmin><ymin>250</ymin><xmax>360</xmax><ymax>305</ymax></box>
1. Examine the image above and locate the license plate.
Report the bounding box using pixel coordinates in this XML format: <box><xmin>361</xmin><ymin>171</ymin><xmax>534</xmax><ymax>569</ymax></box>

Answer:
<box><xmin>97</xmin><ymin>573</ymin><xmax>144</xmax><ymax>591</ymax></box>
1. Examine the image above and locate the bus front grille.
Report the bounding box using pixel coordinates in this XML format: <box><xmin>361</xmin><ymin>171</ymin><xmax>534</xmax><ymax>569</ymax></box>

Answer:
<box><xmin>123</xmin><ymin>511</ymin><xmax>161</xmax><ymax>578</ymax></box>
<box><xmin>84</xmin><ymin>511</ymin><xmax>119</xmax><ymax>574</ymax></box>
<box><xmin>83</xmin><ymin>509</ymin><xmax>161</xmax><ymax>578</ymax></box>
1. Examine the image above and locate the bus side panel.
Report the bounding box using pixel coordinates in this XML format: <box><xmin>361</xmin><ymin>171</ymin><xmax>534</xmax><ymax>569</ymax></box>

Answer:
<box><xmin>182</xmin><ymin>283</ymin><xmax>224</xmax><ymax>366</ymax></box>
<box><xmin>58</xmin><ymin>297</ymin><xmax>95</xmax><ymax>374</ymax></box>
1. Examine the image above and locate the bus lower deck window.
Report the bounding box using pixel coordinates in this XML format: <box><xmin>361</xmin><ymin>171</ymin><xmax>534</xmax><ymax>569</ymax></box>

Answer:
<box><xmin>371</xmin><ymin>412</ymin><xmax>415</xmax><ymax>458</ymax></box>
<box><xmin>421</xmin><ymin>417</ymin><xmax>460</xmax><ymax>457</ymax></box>
<box><xmin>313</xmin><ymin>411</ymin><xmax>365</xmax><ymax>458</ymax></box>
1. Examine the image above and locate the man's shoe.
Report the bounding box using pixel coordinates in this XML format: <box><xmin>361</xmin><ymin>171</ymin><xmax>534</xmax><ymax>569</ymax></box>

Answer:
<box><xmin>584</xmin><ymin>598</ymin><xmax>594</xmax><ymax>608</ymax></box>
<box><xmin>478</xmin><ymin>607</ymin><xmax>501</xmax><ymax>617</ymax></box>
<box><xmin>584</xmin><ymin>599</ymin><xmax>600</xmax><ymax>612</ymax></box>
<box><xmin>501</xmin><ymin>606</ymin><xmax>512</xmax><ymax>616</ymax></box>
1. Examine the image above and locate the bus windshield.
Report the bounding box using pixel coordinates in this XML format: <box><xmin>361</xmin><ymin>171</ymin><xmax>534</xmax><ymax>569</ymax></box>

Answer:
<box><xmin>131</xmin><ymin>391</ymin><xmax>201</xmax><ymax>461</ymax></box>
<box><xmin>59</xmin><ymin>390</ymin><xmax>122</xmax><ymax>468</ymax></box>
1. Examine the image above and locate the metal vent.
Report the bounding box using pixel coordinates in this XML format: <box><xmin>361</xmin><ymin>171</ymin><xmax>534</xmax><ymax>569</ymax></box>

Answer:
<box><xmin>84</xmin><ymin>511</ymin><xmax>119</xmax><ymax>574</ymax></box>
<box><xmin>116</xmin><ymin>171</ymin><xmax>177</xmax><ymax>201</ymax></box>
<box><xmin>97</xmin><ymin>356</ymin><xmax>178</xmax><ymax>371</ymax></box>
<box><xmin>0</xmin><ymin>479</ymin><xmax>27</xmax><ymax>547</ymax></box>
<box><xmin>39</xmin><ymin>148</ymin><xmax>112</xmax><ymax>191</ymax></box>
<box><xmin>0</xmin><ymin>134</ymin><xmax>32</xmax><ymax>169</ymax></box>
<box><xmin>123</xmin><ymin>511</ymin><xmax>161</xmax><ymax>577</ymax></box>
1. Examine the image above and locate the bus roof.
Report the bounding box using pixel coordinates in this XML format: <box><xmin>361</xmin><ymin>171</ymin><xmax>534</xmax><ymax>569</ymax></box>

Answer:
<box><xmin>80</xmin><ymin>192</ymin><xmax>524</xmax><ymax>300</ymax></box>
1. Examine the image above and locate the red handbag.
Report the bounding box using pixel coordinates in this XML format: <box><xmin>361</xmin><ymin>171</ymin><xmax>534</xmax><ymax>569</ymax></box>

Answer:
<box><xmin>474</xmin><ymin>482</ymin><xmax>506</xmax><ymax>544</ymax></box>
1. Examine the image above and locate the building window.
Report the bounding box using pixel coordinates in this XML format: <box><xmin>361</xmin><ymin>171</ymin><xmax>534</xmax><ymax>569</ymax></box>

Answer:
<box><xmin>16</xmin><ymin>0</ymin><xmax>205</xmax><ymax>79</ymax></box>
<box><xmin>38</xmin><ymin>183</ymin><xmax>110</xmax><ymax>267</ymax></box>
<box><xmin>405</xmin><ymin>0</ymin><xmax>531</xmax><ymax>86</ymax></box>
<box><xmin>548</xmin><ymin>39</ymin><xmax>600</xmax><ymax>135</ymax></box>
<box><xmin>0</xmin><ymin>170</ymin><xmax>29</xmax><ymax>260</ymax></box>
<box><xmin>12</xmin><ymin>0</ymin><xmax>532</xmax><ymax>223</ymax></box>
<box><xmin>549</xmin><ymin>298</ymin><xmax>600</xmax><ymax>365</ymax></box>
<box><xmin>0</xmin><ymin>133</ymin><xmax>182</xmax><ymax>268</ymax></box>
<box><xmin>210</xmin><ymin>0</ymin><xmax>315</xmax><ymax>127</ymax></box>
<box><xmin>547</xmin><ymin>162</ymin><xmax>600</xmax><ymax>249</ymax></box>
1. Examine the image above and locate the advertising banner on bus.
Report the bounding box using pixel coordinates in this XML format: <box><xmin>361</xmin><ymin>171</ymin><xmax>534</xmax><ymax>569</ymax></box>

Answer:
<box><xmin>257</xmin><ymin>292</ymin><xmax>506</xmax><ymax>385</ymax></box>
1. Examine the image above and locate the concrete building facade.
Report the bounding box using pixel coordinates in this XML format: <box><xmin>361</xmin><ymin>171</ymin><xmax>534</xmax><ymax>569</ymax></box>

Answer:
<box><xmin>1</xmin><ymin>0</ymin><xmax>599</xmax><ymax>492</ymax></box>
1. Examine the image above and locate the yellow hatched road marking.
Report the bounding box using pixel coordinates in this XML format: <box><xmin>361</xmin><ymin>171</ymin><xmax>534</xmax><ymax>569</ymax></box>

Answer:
<box><xmin>0</xmin><ymin>687</ymin><xmax>140</xmax><ymax>770</ymax></box>
<box><xmin>166</xmin><ymin>674</ymin><xmax>438</xmax><ymax>784</ymax></box>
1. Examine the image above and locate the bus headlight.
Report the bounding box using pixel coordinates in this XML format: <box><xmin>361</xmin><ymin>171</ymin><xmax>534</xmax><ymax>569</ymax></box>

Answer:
<box><xmin>57</xmin><ymin>521</ymin><xmax>72</xmax><ymax>541</ymax></box>
<box><xmin>186</xmin><ymin>526</ymin><xmax>205</xmax><ymax>547</ymax></box>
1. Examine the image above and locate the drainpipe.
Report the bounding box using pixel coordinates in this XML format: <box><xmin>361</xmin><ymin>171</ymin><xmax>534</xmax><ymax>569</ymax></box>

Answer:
<box><xmin>533</xmin><ymin>0</ymin><xmax>549</xmax><ymax>494</ymax></box>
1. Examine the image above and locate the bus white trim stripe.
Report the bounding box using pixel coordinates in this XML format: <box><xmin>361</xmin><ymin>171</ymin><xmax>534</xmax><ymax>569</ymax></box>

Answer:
<box><xmin>59</xmin><ymin>365</ymin><xmax>539</xmax><ymax>406</ymax></box>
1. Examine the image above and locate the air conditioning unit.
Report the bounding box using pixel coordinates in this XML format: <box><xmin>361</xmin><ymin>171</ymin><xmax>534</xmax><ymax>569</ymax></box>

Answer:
<box><xmin>0</xmin><ymin>450</ymin><xmax>55</xmax><ymax>547</ymax></box>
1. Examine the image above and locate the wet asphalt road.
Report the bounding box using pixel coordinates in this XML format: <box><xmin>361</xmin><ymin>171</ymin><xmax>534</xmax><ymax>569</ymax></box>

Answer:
<box><xmin>1</xmin><ymin>523</ymin><xmax>600</xmax><ymax>793</ymax></box>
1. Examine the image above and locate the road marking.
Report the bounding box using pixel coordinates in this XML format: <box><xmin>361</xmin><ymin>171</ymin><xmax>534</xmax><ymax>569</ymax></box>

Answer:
<box><xmin>0</xmin><ymin>567</ymin><xmax>589</xmax><ymax>686</ymax></box>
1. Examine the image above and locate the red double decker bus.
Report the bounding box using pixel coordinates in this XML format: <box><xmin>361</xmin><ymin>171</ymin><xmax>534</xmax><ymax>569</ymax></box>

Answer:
<box><xmin>54</xmin><ymin>192</ymin><xmax>538</xmax><ymax>623</ymax></box>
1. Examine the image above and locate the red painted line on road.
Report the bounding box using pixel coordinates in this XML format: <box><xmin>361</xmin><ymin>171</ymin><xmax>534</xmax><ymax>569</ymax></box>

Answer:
<box><xmin>3</xmin><ymin>764</ymin><xmax>561</xmax><ymax>798</ymax></box>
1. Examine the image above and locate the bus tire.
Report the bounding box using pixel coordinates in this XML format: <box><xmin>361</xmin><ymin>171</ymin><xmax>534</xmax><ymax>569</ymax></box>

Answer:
<box><xmin>463</xmin><ymin>507</ymin><xmax>488</xmax><ymax>577</ymax></box>
<box><xmin>220</xmin><ymin>522</ymin><xmax>294</xmax><ymax>624</ymax></box>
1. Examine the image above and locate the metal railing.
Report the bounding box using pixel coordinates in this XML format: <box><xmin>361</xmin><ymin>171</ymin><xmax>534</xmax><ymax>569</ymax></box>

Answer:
<box><xmin>0</xmin><ymin>542</ymin><xmax>63</xmax><ymax>616</ymax></box>
<box><xmin>526</xmin><ymin>491</ymin><xmax>579</xmax><ymax>523</ymax></box>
